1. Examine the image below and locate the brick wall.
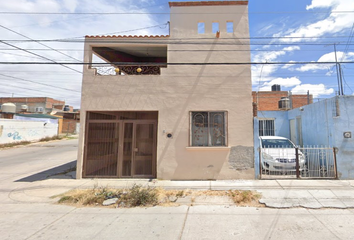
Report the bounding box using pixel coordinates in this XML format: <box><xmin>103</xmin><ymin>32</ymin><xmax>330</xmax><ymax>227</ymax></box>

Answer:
<box><xmin>0</xmin><ymin>97</ymin><xmax>65</xmax><ymax>113</ymax></box>
<box><xmin>62</xmin><ymin>119</ymin><xmax>78</xmax><ymax>133</ymax></box>
<box><xmin>252</xmin><ymin>91</ymin><xmax>313</xmax><ymax>116</ymax></box>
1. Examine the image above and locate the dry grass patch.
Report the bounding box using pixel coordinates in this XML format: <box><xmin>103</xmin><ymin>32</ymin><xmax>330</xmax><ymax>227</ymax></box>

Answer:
<box><xmin>0</xmin><ymin>141</ymin><xmax>31</xmax><ymax>149</ymax></box>
<box><xmin>56</xmin><ymin>185</ymin><xmax>263</xmax><ymax>208</ymax></box>
<box><xmin>228</xmin><ymin>190</ymin><xmax>263</xmax><ymax>207</ymax></box>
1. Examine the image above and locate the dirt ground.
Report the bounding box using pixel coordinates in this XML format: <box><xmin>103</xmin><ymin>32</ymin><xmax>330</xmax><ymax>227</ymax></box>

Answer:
<box><xmin>56</xmin><ymin>186</ymin><xmax>264</xmax><ymax>208</ymax></box>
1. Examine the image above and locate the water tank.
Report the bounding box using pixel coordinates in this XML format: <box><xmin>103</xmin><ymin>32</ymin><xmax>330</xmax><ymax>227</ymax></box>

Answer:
<box><xmin>278</xmin><ymin>97</ymin><xmax>290</xmax><ymax>110</ymax></box>
<box><xmin>64</xmin><ymin>105</ymin><xmax>70</xmax><ymax>111</ymax></box>
<box><xmin>272</xmin><ymin>84</ymin><xmax>281</xmax><ymax>91</ymax></box>
<box><xmin>21</xmin><ymin>105</ymin><xmax>28</xmax><ymax>111</ymax></box>
<box><xmin>1</xmin><ymin>103</ymin><xmax>16</xmax><ymax>113</ymax></box>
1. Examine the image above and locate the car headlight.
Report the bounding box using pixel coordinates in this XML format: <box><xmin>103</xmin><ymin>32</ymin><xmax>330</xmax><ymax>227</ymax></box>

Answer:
<box><xmin>262</xmin><ymin>152</ymin><xmax>276</xmax><ymax>161</ymax></box>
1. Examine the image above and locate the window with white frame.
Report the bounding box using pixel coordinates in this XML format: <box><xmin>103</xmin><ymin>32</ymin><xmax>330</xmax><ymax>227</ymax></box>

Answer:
<box><xmin>259</xmin><ymin>119</ymin><xmax>275</xmax><ymax>136</ymax></box>
<box><xmin>190</xmin><ymin>111</ymin><xmax>227</xmax><ymax>147</ymax></box>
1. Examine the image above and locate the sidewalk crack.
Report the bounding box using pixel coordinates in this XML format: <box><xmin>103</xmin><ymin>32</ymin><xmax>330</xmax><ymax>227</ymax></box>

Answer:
<box><xmin>178</xmin><ymin>206</ymin><xmax>190</xmax><ymax>240</ymax></box>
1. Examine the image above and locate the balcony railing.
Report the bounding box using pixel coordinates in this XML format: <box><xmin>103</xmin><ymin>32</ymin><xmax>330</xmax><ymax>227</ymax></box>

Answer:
<box><xmin>92</xmin><ymin>65</ymin><xmax>165</xmax><ymax>76</ymax></box>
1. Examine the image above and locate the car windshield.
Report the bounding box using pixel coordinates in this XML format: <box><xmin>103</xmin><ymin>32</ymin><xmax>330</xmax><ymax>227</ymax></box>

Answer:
<box><xmin>261</xmin><ymin>139</ymin><xmax>295</xmax><ymax>148</ymax></box>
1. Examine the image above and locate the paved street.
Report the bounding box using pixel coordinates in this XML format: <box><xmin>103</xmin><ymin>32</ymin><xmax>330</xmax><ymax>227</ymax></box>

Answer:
<box><xmin>1</xmin><ymin>139</ymin><xmax>354</xmax><ymax>239</ymax></box>
<box><xmin>0</xmin><ymin>139</ymin><xmax>78</xmax><ymax>182</ymax></box>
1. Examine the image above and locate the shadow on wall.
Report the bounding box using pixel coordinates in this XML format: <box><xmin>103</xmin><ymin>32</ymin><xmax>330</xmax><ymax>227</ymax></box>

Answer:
<box><xmin>15</xmin><ymin>160</ymin><xmax>77</xmax><ymax>182</ymax></box>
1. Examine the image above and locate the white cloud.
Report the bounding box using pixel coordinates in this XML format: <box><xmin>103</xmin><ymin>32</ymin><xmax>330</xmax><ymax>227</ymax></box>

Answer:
<box><xmin>281</xmin><ymin>60</ymin><xmax>296</xmax><ymax>70</ymax></box>
<box><xmin>306</xmin><ymin>0</ymin><xmax>339</xmax><ymax>10</ymax></box>
<box><xmin>252</xmin><ymin>46</ymin><xmax>300</xmax><ymax>84</ymax></box>
<box><xmin>291</xmin><ymin>84</ymin><xmax>334</xmax><ymax>98</ymax></box>
<box><xmin>265</xmin><ymin>77</ymin><xmax>301</xmax><ymax>88</ymax></box>
<box><xmin>296</xmin><ymin>51</ymin><xmax>354</xmax><ymax>72</ymax></box>
<box><xmin>279</xmin><ymin>0</ymin><xmax>354</xmax><ymax>42</ymax></box>
<box><xmin>0</xmin><ymin>0</ymin><xmax>163</xmax><ymax>108</ymax></box>
<box><xmin>62</xmin><ymin>0</ymin><xmax>77</xmax><ymax>12</ymax></box>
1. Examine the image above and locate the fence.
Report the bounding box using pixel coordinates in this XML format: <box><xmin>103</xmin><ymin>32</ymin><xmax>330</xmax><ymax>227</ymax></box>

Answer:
<box><xmin>260</xmin><ymin>146</ymin><xmax>337</xmax><ymax>179</ymax></box>
<box><xmin>0</xmin><ymin>119</ymin><xmax>58</xmax><ymax>144</ymax></box>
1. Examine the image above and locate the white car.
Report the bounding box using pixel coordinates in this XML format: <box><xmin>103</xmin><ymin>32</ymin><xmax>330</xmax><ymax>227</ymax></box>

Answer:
<box><xmin>260</xmin><ymin>136</ymin><xmax>306</xmax><ymax>172</ymax></box>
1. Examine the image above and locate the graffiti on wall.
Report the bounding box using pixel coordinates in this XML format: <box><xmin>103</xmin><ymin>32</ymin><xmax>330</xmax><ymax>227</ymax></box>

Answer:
<box><xmin>28</xmin><ymin>129</ymin><xmax>39</xmax><ymax>137</ymax></box>
<box><xmin>7</xmin><ymin>131</ymin><xmax>22</xmax><ymax>140</ymax></box>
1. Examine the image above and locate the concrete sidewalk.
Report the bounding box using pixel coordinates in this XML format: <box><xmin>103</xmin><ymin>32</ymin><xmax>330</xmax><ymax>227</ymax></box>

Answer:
<box><xmin>7</xmin><ymin>171</ymin><xmax>354</xmax><ymax>209</ymax></box>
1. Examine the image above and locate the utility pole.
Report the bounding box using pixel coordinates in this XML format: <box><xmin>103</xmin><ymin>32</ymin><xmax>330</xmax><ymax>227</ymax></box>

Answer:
<box><xmin>334</xmin><ymin>44</ymin><xmax>344</xmax><ymax>95</ymax></box>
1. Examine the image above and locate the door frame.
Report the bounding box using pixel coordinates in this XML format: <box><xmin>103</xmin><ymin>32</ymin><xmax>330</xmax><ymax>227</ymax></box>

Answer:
<box><xmin>118</xmin><ymin>120</ymin><xmax>157</xmax><ymax>178</ymax></box>
<box><xmin>83</xmin><ymin>118</ymin><xmax>157</xmax><ymax>178</ymax></box>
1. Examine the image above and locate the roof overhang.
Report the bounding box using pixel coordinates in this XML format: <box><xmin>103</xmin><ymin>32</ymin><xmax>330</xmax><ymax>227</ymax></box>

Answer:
<box><xmin>169</xmin><ymin>1</ymin><xmax>248</xmax><ymax>7</ymax></box>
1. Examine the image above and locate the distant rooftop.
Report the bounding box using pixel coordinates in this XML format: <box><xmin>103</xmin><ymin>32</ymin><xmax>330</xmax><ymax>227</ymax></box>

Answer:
<box><xmin>85</xmin><ymin>35</ymin><xmax>170</xmax><ymax>39</ymax></box>
<box><xmin>169</xmin><ymin>1</ymin><xmax>248</xmax><ymax>7</ymax></box>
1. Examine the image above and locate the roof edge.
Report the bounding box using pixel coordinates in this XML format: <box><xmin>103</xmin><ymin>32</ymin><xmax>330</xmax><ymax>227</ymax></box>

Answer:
<box><xmin>169</xmin><ymin>1</ymin><xmax>248</xmax><ymax>7</ymax></box>
<box><xmin>85</xmin><ymin>35</ymin><xmax>170</xmax><ymax>39</ymax></box>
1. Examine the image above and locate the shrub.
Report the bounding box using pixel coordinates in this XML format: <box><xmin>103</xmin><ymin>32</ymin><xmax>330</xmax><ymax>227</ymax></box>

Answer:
<box><xmin>119</xmin><ymin>184</ymin><xmax>158</xmax><ymax>207</ymax></box>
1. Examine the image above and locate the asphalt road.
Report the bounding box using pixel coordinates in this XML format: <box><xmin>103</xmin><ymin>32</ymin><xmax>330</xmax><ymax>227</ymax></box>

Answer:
<box><xmin>0</xmin><ymin>139</ymin><xmax>78</xmax><ymax>182</ymax></box>
<box><xmin>0</xmin><ymin>139</ymin><xmax>354</xmax><ymax>240</ymax></box>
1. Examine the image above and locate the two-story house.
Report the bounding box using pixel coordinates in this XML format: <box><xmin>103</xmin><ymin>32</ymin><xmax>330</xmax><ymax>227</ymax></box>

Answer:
<box><xmin>76</xmin><ymin>1</ymin><xmax>254</xmax><ymax>180</ymax></box>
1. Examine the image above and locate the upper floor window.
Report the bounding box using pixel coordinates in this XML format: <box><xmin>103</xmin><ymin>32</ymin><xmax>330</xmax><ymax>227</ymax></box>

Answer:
<box><xmin>226</xmin><ymin>21</ymin><xmax>234</xmax><ymax>33</ymax></box>
<box><xmin>212</xmin><ymin>22</ymin><xmax>219</xmax><ymax>34</ymax></box>
<box><xmin>198</xmin><ymin>22</ymin><xmax>205</xmax><ymax>34</ymax></box>
<box><xmin>190</xmin><ymin>111</ymin><xmax>227</xmax><ymax>147</ymax></box>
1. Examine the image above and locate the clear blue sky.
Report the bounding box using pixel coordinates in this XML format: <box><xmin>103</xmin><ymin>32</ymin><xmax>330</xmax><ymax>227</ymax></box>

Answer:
<box><xmin>0</xmin><ymin>0</ymin><xmax>353</xmax><ymax>107</ymax></box>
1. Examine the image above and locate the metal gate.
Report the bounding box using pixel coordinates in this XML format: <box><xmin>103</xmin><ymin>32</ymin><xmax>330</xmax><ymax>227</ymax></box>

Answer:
<box><xmin>83</xmin><ymin>111</ymin><xmax>157</xmax><ymax>178</ymax></box>
<box><xmin>260</xmin><ymin>146</ymin><xmax>337</xmax><ymax>179</ymax></box>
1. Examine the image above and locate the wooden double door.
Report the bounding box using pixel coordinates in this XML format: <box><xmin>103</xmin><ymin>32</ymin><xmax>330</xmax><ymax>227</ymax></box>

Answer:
<box><xmin>83</xmin><ymin>120</ymin><xmax>157</xmax><ymax>178</ymax></box>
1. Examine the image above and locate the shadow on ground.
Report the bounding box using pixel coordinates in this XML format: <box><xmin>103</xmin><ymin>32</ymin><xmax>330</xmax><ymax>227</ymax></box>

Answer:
<box><xmin>15</xmin><ymin>160</ymin><xmax>77</xmax><ymax>182</ymax></box>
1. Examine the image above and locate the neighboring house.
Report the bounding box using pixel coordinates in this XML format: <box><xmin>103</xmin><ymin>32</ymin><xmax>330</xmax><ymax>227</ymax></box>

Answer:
<box><xmin>0</xmin><ymin>114</ymin><xmax>59</xmax><ymax>144</ymax></box>
<box><xmin>54</xmin><ymin>112</ymin><xmax>80</xmax><ymax>134</ymax></box>
<box><xmin>77</xmin><ymin>1</ymin><xmax>254</xmax><ymax>180</ymax></box>
<box><xmin>252</xmin><ymin>85</ymin><xmax>313</xmax><ymax>117</ymax></box>
<box><xmin>254</xmin><ymin>95</ymin><xmax>354</xmax><ymax>179</ymax></box>
<box><xmin>0</xmin><ymin>97</ymin><xmax>66</xmax><ymax>114</ymax></box>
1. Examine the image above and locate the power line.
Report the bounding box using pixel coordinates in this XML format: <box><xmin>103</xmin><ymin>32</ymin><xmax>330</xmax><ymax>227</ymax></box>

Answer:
<box><xmin>55</xmin><ymin>23</ymin><xmax>169</xmax><ymax>41</ymax></box>
<box><xmin>0</xmin><ymin>40</ymin><xmax>82</xmax><ymax>74</ymax></box>
<box><xmin>0</xmin><ymin>25</ymin><xmax>83</xmax><ymax>64</ymax></box>
<box><xmin>0</xmin><ymin>11</ymin><xmax>353</xmax><ymax>15</ymax></box>
<box><xmin>0</xmin><ymin>61</ymin><xmax>353</xmax><ymax>65</ymax></box>
<box><xmin>0</xmin><ymin>73</ymin><xmax>80</xmax><ymax>93</ymax></box>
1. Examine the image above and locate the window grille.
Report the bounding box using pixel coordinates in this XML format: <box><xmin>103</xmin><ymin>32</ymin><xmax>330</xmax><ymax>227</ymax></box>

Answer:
<box><xmin>191</xmin><ymin>111</ymin><xmax>227</xmax><ymax>146</ymax></box>
<box><xmin>259</xmin><ymin>119</ymin><xmax>275</xmax><ymax>136</ymax></box>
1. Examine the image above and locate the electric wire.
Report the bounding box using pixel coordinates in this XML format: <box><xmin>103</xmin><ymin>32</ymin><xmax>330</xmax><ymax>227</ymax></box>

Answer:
<box><xmin>0</xmin><ymin>61</ymin><xmax>352</xmax><ymax>65</ymax></box>
<box><xmin>0</xmin><ymin>11</ymin><xmax>353</xmax><ymax>15</ymax></box>
<box><xmin>0</xmin><ymin>73</ymin><xmax>80</xmax><ymax>93</ymax></box>
<box><xmin>0</xmin><ymin>25</ymin><xmax>83</xmax><ymax>64</ymax></box>
<box><xmin>0</xmin><ymin>40</ymin><xmax>82</xmax><ymax>74</ymax></box>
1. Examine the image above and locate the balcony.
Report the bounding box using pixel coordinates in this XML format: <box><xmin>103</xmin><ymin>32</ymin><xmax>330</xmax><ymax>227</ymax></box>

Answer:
<box><xmin>90</xmin><ymin>45</ymin><xmax>167</xmax><ymax>76</ymax></box>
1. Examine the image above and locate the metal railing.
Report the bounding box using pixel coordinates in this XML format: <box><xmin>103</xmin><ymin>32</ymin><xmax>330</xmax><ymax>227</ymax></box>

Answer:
<box><xmin>260</xmin><ymin>146</ymin><xmax>337</xmax><ymax>179</ymax></box>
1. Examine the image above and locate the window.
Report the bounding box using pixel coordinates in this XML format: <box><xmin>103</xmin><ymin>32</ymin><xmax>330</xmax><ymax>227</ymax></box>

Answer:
<box><xmin>259</xmin><ymin>119</ymin><xmax>275</xmax><ymax>136</ymax></box>
<box><xmin>190</xmin><ymin>111</ymin><xmax>227</xmax><ymax>147</ymax></box>
<box><xmin>35</xmin><ymin>107</ymin><xmax>44</xmax><ymax>112</ymax></box>
<box><xmin>198</xmin><ymin>22</ymin><xmax>205</xmax><ymax>34</ymax></box>
<box><xmin>226</xmin><ymin>21</ymin><xmax>234</xmax><ymax>33</ymax></box>
<box><xmin>212</xmin><ymin>22</ymin><xmax>219</xmax><ymax>33</ymax></box>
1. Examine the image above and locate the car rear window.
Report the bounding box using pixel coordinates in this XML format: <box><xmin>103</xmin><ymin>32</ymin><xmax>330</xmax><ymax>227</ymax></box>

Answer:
<box><xmin>261</xmin><ymin>139</ymin><xmax>295</xmax><ymax>148</ymax></box>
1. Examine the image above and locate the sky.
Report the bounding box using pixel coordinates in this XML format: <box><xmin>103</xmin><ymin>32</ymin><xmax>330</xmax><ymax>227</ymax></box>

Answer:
<box><xmin>0</xmin><ymin>0</ymin><xmax>353</xmax><ymax>108</ymax></box>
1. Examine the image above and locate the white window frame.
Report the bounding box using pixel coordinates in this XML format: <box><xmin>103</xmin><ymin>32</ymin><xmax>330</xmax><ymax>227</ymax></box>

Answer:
<box><xmin>190</xmin><ymin>111</ymin><xmax>228</xmax><ymax>147</ymax></box>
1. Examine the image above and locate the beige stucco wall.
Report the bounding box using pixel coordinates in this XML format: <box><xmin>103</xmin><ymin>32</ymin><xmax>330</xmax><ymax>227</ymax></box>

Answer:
<box><xmin>77</xmin><ymin>3</ymin><xmax>254</xmax><ymax>180</ymax></box>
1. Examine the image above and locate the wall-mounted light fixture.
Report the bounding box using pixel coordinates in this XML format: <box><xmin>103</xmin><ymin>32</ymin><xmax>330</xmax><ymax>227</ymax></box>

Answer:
<box><xmin>344</xmin><ymin>132</ymin><xmax>351</xmax><ymax>138</ymax></box>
